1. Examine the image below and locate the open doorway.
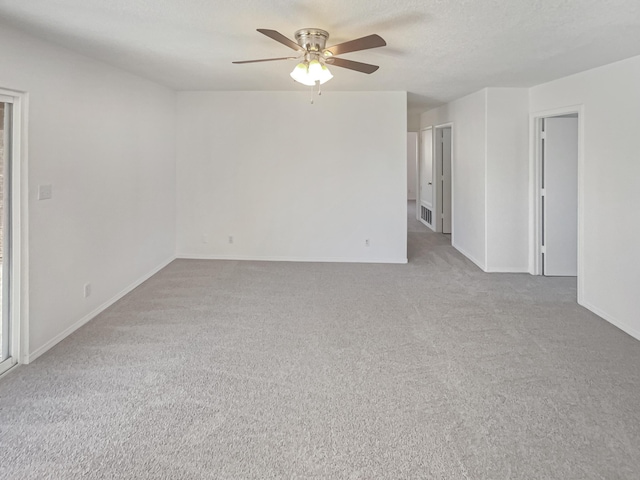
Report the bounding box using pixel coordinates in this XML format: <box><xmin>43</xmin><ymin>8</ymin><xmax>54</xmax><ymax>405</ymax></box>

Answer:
<box><xmin>415</xmin><ymin>124</ymin><xmax>453</xmax><ymax>240</ymax></box>
<box><xmin>0</xmin><ymin>89</ymin><xmax>24</xmax><ymax>375</ymax></box>
<box><xmin>532</xmin><ymin>107</ymin><xmax>582</xmax><ymax>287</ymax></box>
<box><xmin>541</xmin><ymin>115</ymin><xmax>578</xmax><ymax>276</ymax></box>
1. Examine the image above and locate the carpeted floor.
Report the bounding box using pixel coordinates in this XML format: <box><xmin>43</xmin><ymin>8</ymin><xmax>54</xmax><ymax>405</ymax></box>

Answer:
<box><xmin>1</xmin><ymin>202</ymin><xmax>640</xmax><ymax>479</ymax></box>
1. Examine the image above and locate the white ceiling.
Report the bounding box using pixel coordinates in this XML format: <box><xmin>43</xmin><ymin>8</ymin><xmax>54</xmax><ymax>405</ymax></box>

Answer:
<box><xmin>1</xmin><ymin>0</ymin><xmax>639</xmax><ymax>113</ymax></box>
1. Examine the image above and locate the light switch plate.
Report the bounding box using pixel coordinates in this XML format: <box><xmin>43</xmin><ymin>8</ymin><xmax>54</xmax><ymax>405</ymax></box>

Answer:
<box><xmin>38</xmin><ymin>184</ymin><xmax>53</xmax><ymax>200</ymax></box>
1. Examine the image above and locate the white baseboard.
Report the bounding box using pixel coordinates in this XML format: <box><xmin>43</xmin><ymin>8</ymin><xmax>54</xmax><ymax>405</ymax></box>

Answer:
<box><xmin>451</xmin><ymin>242</ymin><xmax>486</xmax><ymax>271</ymax></box>
<box><xmin>176</xmin><ymin>253</ymin><xmax>408</xmax><ymax>264</ymax></box>
<box><xmin>580</xmin><ymin>300</ymin><xmax>640</xmax><ymax>342</ymax></box>
<box><xmin>417</xmin><ymin>218</ymin><xmax>436</xmax><ymax>232</ymax></box>
<box><xmin>26</xmin><ymin>255</ymin><xmax>176</xmax><ymax>364</ymax></box>
<box><xmin>485</xmin><ymin>266</ymin><xmax>530</xmax><ymax>273</ymax></box>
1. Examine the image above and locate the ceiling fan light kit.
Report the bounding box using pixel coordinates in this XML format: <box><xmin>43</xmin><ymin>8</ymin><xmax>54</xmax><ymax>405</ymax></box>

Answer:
<box><xmin>233</xmin><ymin>28</ymin><xmax>386</xmax><ymax>102</ymax></box>
<box><xmin>290</xmin><ymin>59</ymin><xmax>333</xmax><ymax>86</ymax></box>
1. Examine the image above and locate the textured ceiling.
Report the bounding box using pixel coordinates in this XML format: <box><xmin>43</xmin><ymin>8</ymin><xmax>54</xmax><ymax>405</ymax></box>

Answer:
<box><xmin>1</xmin><ymin>0</ymin><xmax>639</xmax><ymax>113</ymax></box>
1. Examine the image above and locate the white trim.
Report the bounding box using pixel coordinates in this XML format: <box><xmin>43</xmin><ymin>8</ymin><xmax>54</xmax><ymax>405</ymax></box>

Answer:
<box><xmin>528</xmin><ymin>116</ymin><xmax>541</xmax><ymax>275</ymax></box>
<box><xmin>451</xmin><ymin>241</ymin><xmax>486</xmax><ymax>271</ymax></box>
<box><xmin>483</xmin><ymin>89</ymin><xmax>489</xmax><ymax>270</ymax></box>
<box><xmin>0</xmin><ymin>88</ymin><xmax>29</xmax><ymax>368</ymax></box>
<box><xmin>485</xmin><ymin>266</ymin><xmax>529</xmax><ymax>273</ymax></box>
<box><xmin>580</xmin><ymin>301</ymin><xmax>640</xmax><ymax>343</ymax></box>
<box><xmin>529</xmin><ymin>105</ymin><xmax>584</xmax><ymax>303</ymax></box>
<box><xmin>0</xmin><ymin>357</ymin><xmax>17</xmax><ymax>377</ymax></box>
<box><xmin>415</xmin><ymin>128</ymin><xmax>420</xmax><ymax>208</ymax></box>
<box><xmin>418</xmin><ymin>218</ymin><xmax>432</xmax><ymax>230</ymax></box>
<box><xmin>176</xmin><ymin>254</ymin><xmax>408</xmax><ymax>264</ymax></box>
<box><xmin>26</xmin><ymin>256</ymin><xmax>176</xmax><ymax>364</ymax></box>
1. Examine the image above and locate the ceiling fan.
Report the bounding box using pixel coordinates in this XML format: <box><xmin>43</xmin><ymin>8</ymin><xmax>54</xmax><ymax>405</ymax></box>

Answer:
<box><xmin>233</xmin><ymin>29</ymin><xmax>386</xmax><ymax>90</ymax></box>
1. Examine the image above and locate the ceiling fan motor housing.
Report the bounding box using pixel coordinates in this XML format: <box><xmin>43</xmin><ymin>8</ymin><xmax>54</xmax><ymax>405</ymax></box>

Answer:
<box><xmin>232</xmin><ymin>29</ymin><xmax>383</xmax><ymax>75</ymax></box>
<box><xmin>294</xmin><ymin>29</ymin><xmax>329</xmax><ymax>53</ymax></box>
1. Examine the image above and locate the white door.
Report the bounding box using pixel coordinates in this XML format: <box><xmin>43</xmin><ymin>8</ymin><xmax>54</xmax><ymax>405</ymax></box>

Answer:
<box><xmin>543</xmin><ymin>116</ymin><xmax>578</xmax><ymax>276</ymax></box>
<box><xmin>439</xmin><ymin>127</ymin><xmax>452</xmax><ymax>234</ymax></box>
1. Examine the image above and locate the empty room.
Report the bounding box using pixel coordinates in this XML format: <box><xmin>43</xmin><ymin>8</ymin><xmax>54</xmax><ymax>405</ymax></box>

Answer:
<box><xmin>1</xmin><ymin>1</ymin><xmax>639</xmax><ymax>478</ymax></box>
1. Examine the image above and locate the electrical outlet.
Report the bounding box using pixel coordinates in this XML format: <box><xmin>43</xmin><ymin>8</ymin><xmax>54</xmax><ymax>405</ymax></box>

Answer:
<box><xmin>84</xmin><ymin>283</ymin><xmax>92</xmax><ymax>298</ymax></box>
<box><xmin>365</xmin><ymin>239</ymin><xmax>370</xmax><ymax>247</ymax></box>
<box><xmin>229</xmin><ymin>235</ymin><xmax>234</xmax><ymax>244</ymax></box>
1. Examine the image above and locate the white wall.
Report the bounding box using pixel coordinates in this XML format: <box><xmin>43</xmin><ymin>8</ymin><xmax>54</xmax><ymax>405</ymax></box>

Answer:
<box><xmin>176</xmin><ymin>91</ymin><xmax>407</xmax><ymax>264</ymax></box>
<box><xmin>486</xmin><ymin>88</ymin><xmax>529</xmax><ymax>272</ymax></box>
<box><xmin>0</xmin><ymin>26</ymin><xmax>176</xmax><ymax>360</ymax></box>
<box><xmin>530</xmin><ymin>55</ymin><xmax>640</xmax><ymax>340</ymax></box>
<box><xmin>407</xmin><ymin>133</ymin><xmax>418</xmax><ymax>200</ymax></box>
<box><xmin>420</xmin><ymin>88</ymin><xmax>529</xmax><ymax>271</ymax></box>
<box><xmin>421</xmin><ymin>90</ymin><xmax>487</xmax><ymax>268</ymax></box>
<box><xmin>407</xmin><ymin>112</ymin><xmax>421</xmax><ymax>132</ymax></box>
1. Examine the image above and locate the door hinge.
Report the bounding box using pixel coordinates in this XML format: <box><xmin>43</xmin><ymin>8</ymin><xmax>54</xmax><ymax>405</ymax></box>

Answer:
<box><xmin>540</xmin><ymin>131</ymin><xmax>546</xmax><ymax>140</ymax></box>
<box><xmin>541</xmin><ymin>245</ymin><xmax>546</xmax><ymax>254</ymax></box>
<box><xmin>541</xmin><ymin>188</ymin><xmax>546</xmax><ymax>196</ymax></box>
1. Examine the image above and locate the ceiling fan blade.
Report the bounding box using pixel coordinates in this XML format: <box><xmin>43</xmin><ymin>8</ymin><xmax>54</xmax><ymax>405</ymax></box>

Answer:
<box><xmin>324</xmin><ymin>34</ymin><xmax>386</xmax><ymax>56</ymax></box>
<box><xmin>233</xmin><ymin>57</ymin><xmax>298</xmax><ymax>64</ymax></box>
<box><xmin>257</xmin><ymin>29</ymin><xmax>304</xmax><ymax>52</ymax></box>
<box><xmin>325</xmin><ymin>57</ymin><xmax>379</xmax><ymax>74</ymax></box>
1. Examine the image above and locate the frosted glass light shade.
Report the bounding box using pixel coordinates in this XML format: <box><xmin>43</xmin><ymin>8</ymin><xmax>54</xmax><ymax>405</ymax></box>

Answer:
<box><xmin>290</xmin><ymin>62</ymin><xmax>307</xmax><ymax>82</ymax></box>
<box><xmin>308</xmin><ymin>59</ymin><xmax>323</xmax><ymax>81</ymax></box>
<box><xmin>318</xmin><ymin>64</ymin><xmax>333</xmax><ymax>84</ymax></box>
<box><xmin>290</xmin><ymin>60</ymin><xmax>333</xmax><ymax>86</ymax></box>
<box><xmin>290</xmin><ymin>62</ymin><xmax>315</xmax><ymax>86</ymax></box>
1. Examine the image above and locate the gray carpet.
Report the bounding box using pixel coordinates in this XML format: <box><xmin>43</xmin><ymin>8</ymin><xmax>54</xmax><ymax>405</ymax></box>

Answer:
<box><xmin>1</xmin><ymin>202</ymin><xmax>640</xmax><ymax>479</ymax></box>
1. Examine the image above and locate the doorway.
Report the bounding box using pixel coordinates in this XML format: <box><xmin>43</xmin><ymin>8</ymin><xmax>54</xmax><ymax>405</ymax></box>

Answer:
<box><xmin>532</xmin><ymin>107</ymin><xmax>582</xmax><ymax>286</ymax></box>
<box><xmin>418</xmin><ymin>127</ymin><xmax>434</xmax><ymax>229</ymax></box>
<box><xmin>435</xmin><ymin>125</ymin><xmax>452</xmax><ymax>234</ymax></box>
<box><xmin>0</xmin><ymin>90</ymin><xmax>24</xmax><ymax>374</ymax></box>
<box><xmin>541</xmin><ymin>115</ymin><xmax>578</xmax><ymax>276</ymax></box>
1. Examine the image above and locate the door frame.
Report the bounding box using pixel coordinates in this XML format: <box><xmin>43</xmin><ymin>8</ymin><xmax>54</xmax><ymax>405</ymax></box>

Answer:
<box><xmin>434</xmin><ymin>123</ymin><xmax>453</xmax><ymax>237</ymax></box>
<box><xmin>529</xmin><ymin>105</ymin><xmax>584</xmax><ymax>300</ymax></box>
<box><xmin>417</xmin><ymin>126</ymin><xmax>434</xmax><ymax>229</ymax></box>
<box><xmin>0</xmin><ymin>87</ymin><xmax>29</xmax><ymax>374</ymax></box>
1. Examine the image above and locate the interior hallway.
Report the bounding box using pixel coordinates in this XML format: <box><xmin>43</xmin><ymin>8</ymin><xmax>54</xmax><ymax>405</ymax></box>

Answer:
<box><xmin>1</xmin><ymin>205</ymin><xmax>640</xmax><ymax>478</ymax></box>
<box><xmin>407</xmin><ymin>199</ymin><xmax>451</xmax><ymax>260</ymax></box>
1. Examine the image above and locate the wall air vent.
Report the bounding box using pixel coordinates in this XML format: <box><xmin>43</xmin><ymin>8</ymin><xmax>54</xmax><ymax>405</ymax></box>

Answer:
<box><xmin>421</xmin><ymin>205</ymin><xmax>433</xmax><ymax>226</ymax></box>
